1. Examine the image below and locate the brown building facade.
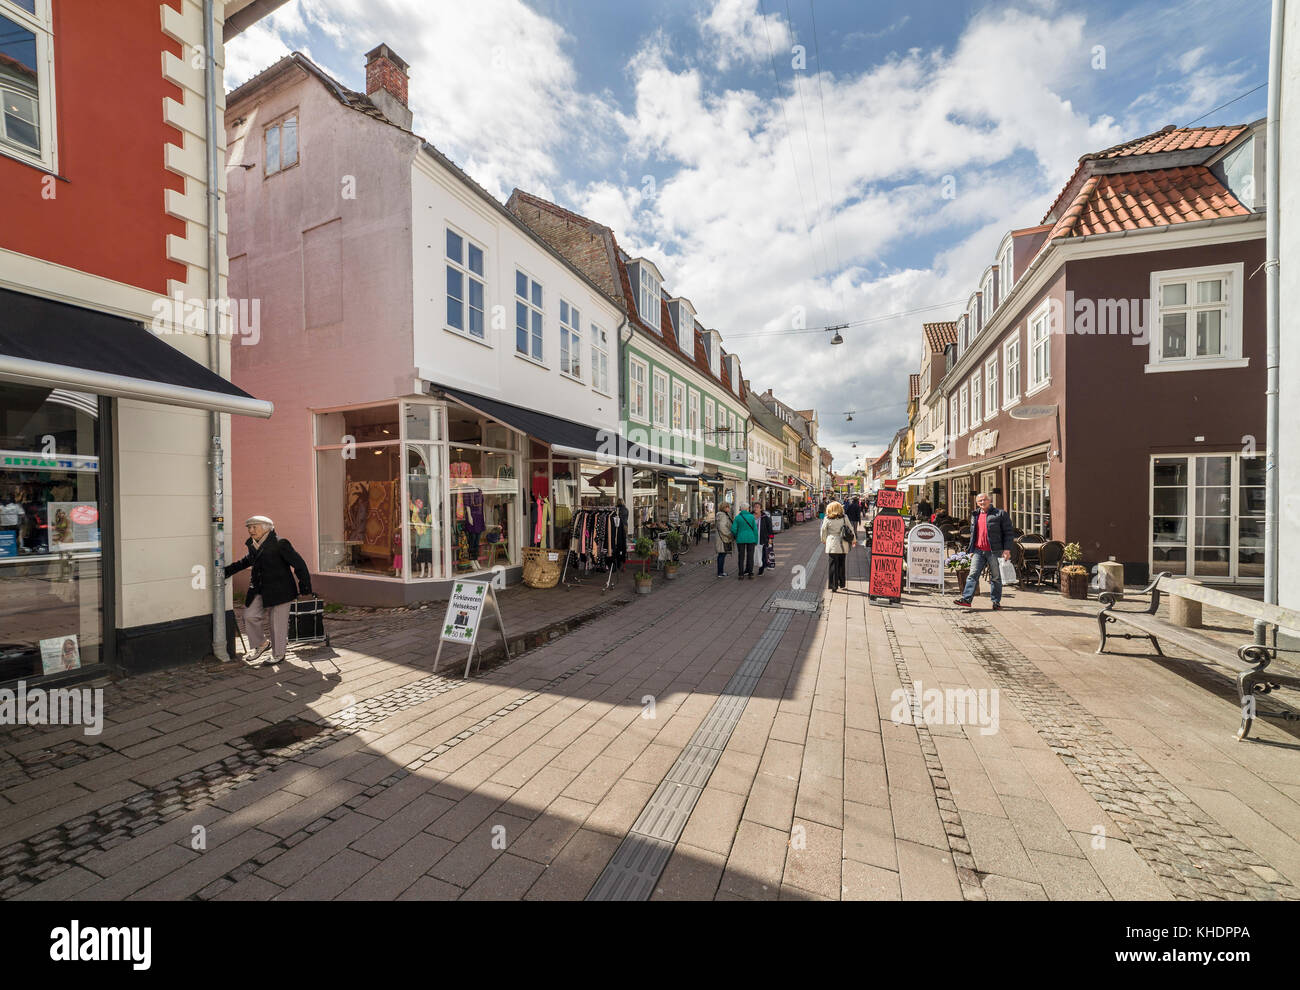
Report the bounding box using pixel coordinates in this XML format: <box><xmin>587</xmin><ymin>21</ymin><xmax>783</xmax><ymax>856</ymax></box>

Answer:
<box><xmin>927</xmin><ymin>122</ymin><xmax>1268</xmax><ymax>583</ymax></box>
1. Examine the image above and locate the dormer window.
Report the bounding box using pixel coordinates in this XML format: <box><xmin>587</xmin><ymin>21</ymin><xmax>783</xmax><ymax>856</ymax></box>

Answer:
<box><xmin>999</xmin><ymin>237</ymin><xmax>1014</xmax><ymax>297</ymax></box>
<box><xmin>967</xmin><ymin>295</ymin><xmax>981</xmax><ymax>340</ymax></box>
<box><xmin>983</xmin><ymin>271</ymin><xmax>996</xmax><ymax>316</ymax></box>
<box><xmin>638</xmin><ymin>265</ymin><xmax>661</xmax><ymax>332</ymax></box>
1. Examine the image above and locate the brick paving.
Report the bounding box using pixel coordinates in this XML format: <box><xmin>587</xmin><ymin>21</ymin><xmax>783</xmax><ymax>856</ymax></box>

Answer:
<box><xmin>1</xmin><ymin>521</ymin><xmax>1298</xmax><ymax>900</ymax></box>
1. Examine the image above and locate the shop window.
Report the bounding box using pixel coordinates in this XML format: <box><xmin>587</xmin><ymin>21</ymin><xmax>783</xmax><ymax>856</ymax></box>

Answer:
<box><xmin>449</xmin><ymin>448</ymin><xmax>517</xmax><ymax>573</ymax></box>
<box><xmin>405</xmin><ymin>445</ymin><xmax>443</xmax><ymax>579</ymax></box>
<box><xmin>0</xmin><ymin>1</ymin><xmax>55</xmax><ymax>169</ymax></box>
<box><xmin>316</xmin><ymin>443</ymin><xmax>401</xmax><ymax>576</ymax></box>
<box><xmin>315</xmin><ymin>404</ymin><xmax>398</xmax><ymax>446</ymax></box>
<box><xmin>1151</xmin><ymin>453</ymin><xmax>1263</xmax><ymax>582</ymax></box>
<box><xmin>1008</xmin><ymin>462</ymin><xmax>1050</xmax><ymax>538</ymax></box>
<box><xmin>0</xmin><ymin>385</ymin><xmax>103</xmax><ymax>682</ymax></box>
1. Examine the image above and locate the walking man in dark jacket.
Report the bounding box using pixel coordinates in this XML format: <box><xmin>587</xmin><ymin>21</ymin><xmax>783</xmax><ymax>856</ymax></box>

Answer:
<box><xmin>845</xmin><ymin>497</ymin><xmax>861</xmax><ymax>535</ymax></box>
<box><xmin>225</xmin><ymin>515</ymin><xmax>313</xmax><ymax>664</ymax></box>
<box><xmin>954</xmin><ymin>493</ymin><xmax>1015</xmax><ymax>610</ymax></box>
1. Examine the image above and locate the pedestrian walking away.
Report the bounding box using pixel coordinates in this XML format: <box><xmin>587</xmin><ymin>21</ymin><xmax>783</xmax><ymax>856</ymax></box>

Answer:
<box><xmin>714</xmin><ymin>502</ymin><xmax>734</xmax><ymax>577</ymax></box>
<box><xmin>757</xmin><ymin>503</ymin><xmax>775</xmax><ymax>575</ymax></box>
<box><xmin>732</xmin><ymin>502</ymin><xmax>760</xmax><ymax>579</ymax></box>
<box><xmin>820</xmin><ymin>499</ymin><xmax>854</xmax><ymax>592</ymax></box>
<box><xmin>224</xmin><ymin>514</ymin><xmax>313</xmax><ymax>664</ymax></box>
<box><xmin>915</xmin><ymin>496</ymin><xmax>933</xmax><ymax>523</ymax></box>
<box><xmin>845</xmin><ymin>496</ymin><xmax>861</xmax><ymax>535</ymax></box>
<box><xmin>954</xmin><ymin>492</ymin><xmax>1014</xmax><ymax>610</ymax></box>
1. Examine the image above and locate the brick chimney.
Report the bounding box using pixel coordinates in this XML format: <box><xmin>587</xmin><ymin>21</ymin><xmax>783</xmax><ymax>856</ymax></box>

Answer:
<box><xmin>364</xmin><ymin>44</ymin><xmax>412</xmax><ymax>129</ymax></box>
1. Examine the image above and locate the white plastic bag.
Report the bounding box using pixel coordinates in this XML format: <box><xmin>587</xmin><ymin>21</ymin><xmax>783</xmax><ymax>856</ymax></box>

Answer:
<box><xmin>999</xmin><ymin>557</ymin><xmax>1018</xmax><ymax>585</ymax></box>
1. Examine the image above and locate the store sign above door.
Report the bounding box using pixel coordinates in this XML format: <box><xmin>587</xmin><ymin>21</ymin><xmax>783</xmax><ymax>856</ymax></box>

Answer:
<box><xmin>0</xmin><ymin>451</ymin><xmax>100</xmax><ymax>473</ymax></box>
<box><xmin>967</xmin><ymin>430</ymin><xmax>998</xmax><ymax>457</ymax></box>
<box><xmin>915</xmin><ymin>442</ymin><xmax>936</xmax><ymax>453</ymax></box>
<box><xmin>1009</xmin><ymin>404</ymin><xmax>1057</xmax><ymax>420</ymax></box>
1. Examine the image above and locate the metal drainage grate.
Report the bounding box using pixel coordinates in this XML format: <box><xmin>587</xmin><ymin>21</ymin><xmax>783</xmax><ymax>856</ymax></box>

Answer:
<box><xmin>244</xmin><ymin>719</ymin><xmax>326</xmax><ymax>751</ymax></box>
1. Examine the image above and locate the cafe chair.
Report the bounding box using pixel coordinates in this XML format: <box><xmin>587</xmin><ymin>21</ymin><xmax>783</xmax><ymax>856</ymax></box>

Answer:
<box><xmin>1033</xmin><ymin>540</ymin><xmax>1065</xmax><ymax>587</ymax></box>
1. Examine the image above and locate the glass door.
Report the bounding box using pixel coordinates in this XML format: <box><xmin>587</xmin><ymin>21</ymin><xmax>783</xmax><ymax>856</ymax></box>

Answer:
<box><xmin>1150</xmin><ymin>453</ymin><xmax>1262</xmax><ymax>583</ymax></box>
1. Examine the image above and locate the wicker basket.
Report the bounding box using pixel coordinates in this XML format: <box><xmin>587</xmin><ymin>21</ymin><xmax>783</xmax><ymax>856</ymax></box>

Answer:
<box><xmin>521</xmin><ymin>547</ymin><xmax>562</xmax><ymax>589</ymax></box>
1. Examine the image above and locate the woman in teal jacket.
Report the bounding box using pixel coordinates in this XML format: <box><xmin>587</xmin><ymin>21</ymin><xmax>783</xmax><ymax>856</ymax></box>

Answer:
<box><xmin>732</xmin><ymin>504</ymin><xmax>760</xmax><ymax>580</ymax></box>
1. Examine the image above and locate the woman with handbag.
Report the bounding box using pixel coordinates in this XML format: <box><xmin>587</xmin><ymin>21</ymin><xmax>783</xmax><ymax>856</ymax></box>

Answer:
<box><xmin>819</xmin><ymin>500</ymin><xmax>854</xmax><ymax>592</ymax></box>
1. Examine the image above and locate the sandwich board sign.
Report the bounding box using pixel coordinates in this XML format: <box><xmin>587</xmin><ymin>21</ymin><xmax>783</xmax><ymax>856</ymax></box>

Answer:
<box><xmin>434</xmin><ymin>580</ymin><xmax>510</xmax><ymax>678</ymax></box>
<box><xmin>906</xmin><ymin>523</ymin><xmax>945</xmax><ymax>591</ymax></box>
<box><xmin>868</xmin><ymin>513</ymin><xmax>906</xmax><ymax>604</ymax></box>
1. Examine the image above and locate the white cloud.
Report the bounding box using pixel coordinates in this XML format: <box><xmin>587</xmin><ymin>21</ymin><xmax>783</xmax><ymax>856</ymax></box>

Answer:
<box><xmin>699</xmin><ymin>0</ymin><xmax>793</xmax><ymax>71</ymax></box>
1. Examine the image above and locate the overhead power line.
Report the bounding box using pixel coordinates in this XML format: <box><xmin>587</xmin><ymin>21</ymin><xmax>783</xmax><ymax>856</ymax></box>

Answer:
<box><xmin>1182</xmin><ymin>81</ymin><xmax>1267</xmax><ymax>128</ymax></box>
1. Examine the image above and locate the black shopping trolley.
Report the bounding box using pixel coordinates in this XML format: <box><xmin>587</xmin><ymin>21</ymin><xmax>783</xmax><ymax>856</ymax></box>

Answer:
<box><xmin>288</xmin><ymin>595</ymin><xmax>331</xmax><ymax>648</ymax></box>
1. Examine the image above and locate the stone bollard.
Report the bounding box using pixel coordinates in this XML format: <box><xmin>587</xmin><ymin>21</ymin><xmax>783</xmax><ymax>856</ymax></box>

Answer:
<box><xmin>1170</xmin><ymin>578</ymin><xmax>1203</xmax><ymax>628</ymax></box>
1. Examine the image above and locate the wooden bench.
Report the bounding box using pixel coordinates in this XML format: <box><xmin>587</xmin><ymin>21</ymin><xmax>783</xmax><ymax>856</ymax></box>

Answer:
<box><xmin>1096</xmin><ymin>572</ymin><xmax>1300</xmax><ymax>740</ymax></box>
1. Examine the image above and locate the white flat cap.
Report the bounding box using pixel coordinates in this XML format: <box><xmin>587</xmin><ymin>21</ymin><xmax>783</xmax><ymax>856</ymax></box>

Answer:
<box><xmin>245</xmin><ymin>515</ymin><xmax>274</xmax><ymax>527</ymax></box>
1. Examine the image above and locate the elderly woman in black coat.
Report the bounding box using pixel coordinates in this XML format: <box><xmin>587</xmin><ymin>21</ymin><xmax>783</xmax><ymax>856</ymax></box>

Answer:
<box><xmin>224</xmin><ymin>514</ymin><xmax>312</xmax><ymax>665</ymax></box>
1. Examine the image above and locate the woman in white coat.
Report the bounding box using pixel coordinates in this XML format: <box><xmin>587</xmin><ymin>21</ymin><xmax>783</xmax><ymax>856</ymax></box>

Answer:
<box><xmin>819</xmin><ymin>500</ymin><xmax>854</xmax><ymax>592</ymax></box>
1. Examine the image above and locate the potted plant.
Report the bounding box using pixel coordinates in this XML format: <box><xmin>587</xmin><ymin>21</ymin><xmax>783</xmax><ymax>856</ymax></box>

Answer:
<box><xmin>663</xmin><ymin>530</ymin><xmax>682</xmax><ymax>579</ymax></box>
<box><xmin>633</xmin><ymin>535</ymin><xmax>654</xmax><ymax>594</ymax></box>
<box><xmin>946</xmin><ymin>551</ymin><xmax>973</xmax><ymax>593</ymax></box>
<box><xmin>1061</xmin><ymin>542</ymin><xmax>1088</xmax><ymax>599</ymax></box>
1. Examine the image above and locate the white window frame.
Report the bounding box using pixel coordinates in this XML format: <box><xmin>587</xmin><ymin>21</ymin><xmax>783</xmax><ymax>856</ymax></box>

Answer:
<box><xmin>688</xmin><ymin>388</ymin><xmax>700</xmax><ymax>444</ymax></box>
<box><xmin>639</xmin><ymin>266</ymin><xmax>661</xmax><ymax>332</ymax></box>
<box><xmin>671</xmin><ymin>380</ymin><xmax>685</xmax><ymax>434</ymax></box>
<box><xmin>982</xmin><ymin>273</ymin><xmax>995</xmax><ymax>315</ymax></box>
<box><xmin>1146</xmin><ymin>263</ymin><xmax>1247</xmax><ymax>373</ymax></box>
<box><xmin>1003</xmin><ymin>334</ymin><xmax>1021</xmax><ymax>408</ymax></box>
<box><xmin>1009</xmin><ymin>462</ymin><xmax>1051</xmax><ymax>538</ymax></box>
<box><xmin>985</xmin><ymin>355</ymin><xmax>999</xmax><ymax>417</ymax></box>
<box><xmin>1027</xmin><ymin>302</ymin><xmax>1051</xmax><ymax>396</ymax></box>
<box><xmin>652</xmin><ymin>369</ymin><xmax>669</xmax><ymax>429</ymax></box>
<box><xmin>999</xmin><ymin>241</ymin><xmax>1014</xmax><ymax>298</ymax></box>
<box><xmin>958</xmin><ymin>384</ymin><xmax>969</xmax><ymax>436</ymax></box>
<box><xmin>0</xmin><ymin>0</ymin><xmax>56</xmax><ymax>171</ymax></box>
<box><xmin>559</xmin><ymin>298</ymin><xmax>582</xmax><ymax>380</ymax></box>
<box><xmin>264</xmin><ymin>111</ymin><xmax>299</xmax><ymax>176</ymax></box>
<box><xmin>629</xmin><ymin>357</ymin><xmax>648</xmax><ymax>422</ymax></box>
<box><xmin>704</xmin><ymin>397</ymin><xmax>715</xmax><ymax>439</ymax></box>
<box><xmin>970</xmin><ymin>371</ymin><xmax>982</xmax><ymax>426</ymax></box>
<box><xmin>515</xmin><ymin>269</ymin><xmax>544</xmax><ymax>363</ymax></box>
<box><xmin>591</xmin><ymin>323</ymin><xmax>610</xmax><ymax>395</ymax></box>
<box><xmin>949</xmin><ymin>395</ymin><xmax>959</xmax><ymax>446</ymax></box>
<box><xmin>444</xmin><ymin>226</ymin><xmax>486</xmax><ymax>343</ymax></box>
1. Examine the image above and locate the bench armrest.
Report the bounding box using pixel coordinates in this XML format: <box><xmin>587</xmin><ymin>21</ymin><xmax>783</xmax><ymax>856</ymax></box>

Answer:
<box><xmin>1238</xmin><ymin>643</ymin><xmax>1300</xmax><ymax>668</ymax></box>
<box><xmin>1100</xmin><ymin>571</ymin><xmax>1171</xmax><ymax>613</ymax></box>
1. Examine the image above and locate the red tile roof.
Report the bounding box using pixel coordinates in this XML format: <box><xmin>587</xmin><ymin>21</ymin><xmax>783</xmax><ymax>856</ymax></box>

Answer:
<box><xmin>1042</xmin><ymin>124</ymin><xmax>1248</xmax><ymax>227</ymax></box>
<box><xmin>1046</xmin><ymin>166</ymin><xmax>1250</xmax><ymax>240</ymax></box>
<box><xmin>922</xmin><ymin>321</ymin><xmax>957</xmax><ymax>352</ymax></box>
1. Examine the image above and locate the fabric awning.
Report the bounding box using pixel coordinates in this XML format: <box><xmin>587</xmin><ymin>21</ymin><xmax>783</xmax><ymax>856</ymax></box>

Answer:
<box><xmin>433</xmin><ymin>384</ymin><xmax>697</xmax><ymax>473</ymax></box>
<box><xmin>0</xmin><ymin>288</ymin><xmax>272</xmax><ymax>417</ymax></box>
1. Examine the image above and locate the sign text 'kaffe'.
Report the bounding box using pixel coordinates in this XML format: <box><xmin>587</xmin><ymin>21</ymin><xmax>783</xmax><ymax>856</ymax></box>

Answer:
<box><xmin>906</xmin><ymin>523</ymin><xmax>945</xmax><ymax>590</ymax></box>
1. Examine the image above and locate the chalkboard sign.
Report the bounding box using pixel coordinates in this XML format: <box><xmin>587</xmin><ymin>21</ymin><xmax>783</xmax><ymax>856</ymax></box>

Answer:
<box><xmin>875</xmin><ymin>488</ymin><xmax>906</xmax><ymax>510</ymax></box>
<box><xmin>872</xmin><ymin>515</ymin><xmax>906</xmax><ymax>557</ymax></box>
<box><xmin>869</xmin><ymin>553</ymin><xmax>903</xmax><ymax>599</ymax></box>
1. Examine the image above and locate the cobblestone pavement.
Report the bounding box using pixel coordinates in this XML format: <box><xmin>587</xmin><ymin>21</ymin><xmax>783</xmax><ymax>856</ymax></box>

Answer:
<box><xmin>1</xmin><ymin>522</ymin><xmax>1298</xmax><ymax>900</ymax></box>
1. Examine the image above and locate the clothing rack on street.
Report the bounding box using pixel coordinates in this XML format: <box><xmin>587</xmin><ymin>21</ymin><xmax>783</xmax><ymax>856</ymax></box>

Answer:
<box><xmin>560</xmin><ymin>506</ymin><xmax>624</xmax><ymax>592</ymax></box>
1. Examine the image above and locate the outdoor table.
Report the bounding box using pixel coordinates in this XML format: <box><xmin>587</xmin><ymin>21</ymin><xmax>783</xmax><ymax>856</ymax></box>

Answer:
<box><xmin>1018</xmin><ymin>538</ymin><xmax>1045</xmax><ymax>585</ymax></box>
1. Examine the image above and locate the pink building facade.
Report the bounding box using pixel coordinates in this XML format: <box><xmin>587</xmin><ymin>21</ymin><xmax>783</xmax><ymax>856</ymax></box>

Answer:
<box><xmin>225</xmin><ymin>47</ymin><xmax>628</xmax><ymax>605</ymax></box>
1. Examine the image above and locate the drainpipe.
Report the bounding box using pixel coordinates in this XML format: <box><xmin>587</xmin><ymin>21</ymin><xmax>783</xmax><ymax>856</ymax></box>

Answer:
<box><xmin>1258</xmin><ymin>0</ymin><xmax>1284</xmax><ymax>645</ymax></box>
<box><xmin>204</xmin><ymin>0</ymin><xmax>229</xmax><ymax>661</ymax></box>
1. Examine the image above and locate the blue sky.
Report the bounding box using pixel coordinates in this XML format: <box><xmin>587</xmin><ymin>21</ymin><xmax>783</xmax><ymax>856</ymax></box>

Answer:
<box><xmin>227</xmin><ymin>0</ymin><xmax>1270</xmax><ymax>471</ymax></box>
